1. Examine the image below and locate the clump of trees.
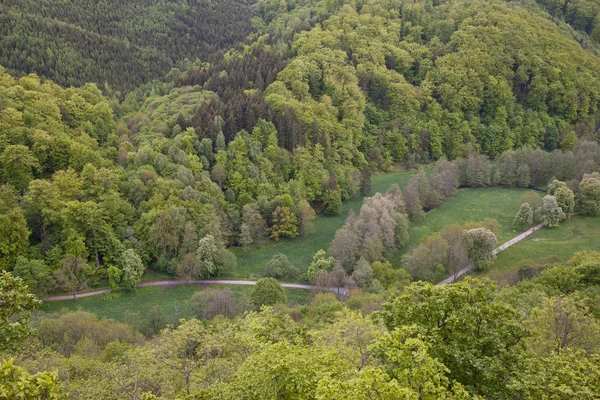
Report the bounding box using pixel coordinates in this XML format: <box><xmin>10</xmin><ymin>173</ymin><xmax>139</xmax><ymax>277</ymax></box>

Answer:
<box><xmin>5</xmin><ymin>253</ymin><xmax>600</xmax><ymax>399</ymax></box>
<box><xmin>403</xmin><ymin>220</ymin><xmax>498</xmax><ymax>281</ymax></box>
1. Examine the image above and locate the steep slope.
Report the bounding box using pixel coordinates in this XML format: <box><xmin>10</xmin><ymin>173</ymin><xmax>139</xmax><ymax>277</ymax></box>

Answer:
<box><xmin>0</xmin><ymin>0</ymin><xmax>255</xmax><ymax>92</ymax></box>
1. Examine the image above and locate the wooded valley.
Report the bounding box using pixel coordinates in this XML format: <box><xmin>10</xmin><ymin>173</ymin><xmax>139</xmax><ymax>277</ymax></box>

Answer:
<box><xmin>1</xmin><ymin>0</ymin><xmax>600</xmax><ymax>398</ymax></box>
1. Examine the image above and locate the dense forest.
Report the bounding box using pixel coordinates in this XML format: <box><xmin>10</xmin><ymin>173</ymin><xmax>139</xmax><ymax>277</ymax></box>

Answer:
<box><xmin>2</xmin><ymin>0</ymin><xmax>600</xmax><ymax>397</ymax></box>
<box><xmin>0</xmin><ymin>0</ymin><xmax>255</xmax><ymax>92</ymax></box>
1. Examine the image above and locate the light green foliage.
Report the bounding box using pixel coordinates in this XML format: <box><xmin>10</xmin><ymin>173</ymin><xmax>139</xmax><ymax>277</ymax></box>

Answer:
<box><xmin>307</xmin><ymin>249</ymin><xmax>334</xmax><ymax>281</ymax></box>
<box><xmin>0</xmin><ymin>144</ymin><xmax>40</xmax><ymax>192</ymax></box>
<box><xmin>270</xmin><ymin>206</ymin><xmax>298</xmax><ymax>241</ymax></box>
<box><xmin>513</xmin><ymin>203</ymin><xmax>533</xmax><ymax>231</ymax></box>
<box><xmin>378</xmin><ymin>279</ymin><xmax>527</xmax><ymax>397</ymax></box>
<box><xmin>466</xmin><ymin>228</ymin><xmax>497</xmax><ymax>271</ymax></box>
<box><xmin>560</xmin><ymin>131</ymin><xmax>578</xmax><ymax>151</ymax></box>
<box><xmin>541</xmin><ymin>195</ymin><xmax>566</xmax><ymax>227</ymax></box>
<box><xmin>263</xmin><ymin>254</ymin><xmax>299</xmax><ymax>280</ymax></box>
<box><xmin>0</xmin><ymin>359</ymin><xmax>60</xmax><ymax>399</ymax></box>
<box><xmin>196</xmin><ymin>235</ymin><xmax>237</xmax><ymax>278</ymax></box>
<box><xmin>527</xmin><ymin>296</ymin><xmax>600</xmax><ymax>356</ymax></box>
<box><xmin>251</xmin><ymin>278</ymin><xmax>287</xmax><ymax>308</ymax></box>
<box><xmin>0</xmin><ymin>207</ymin><xmax>30</xmax><ymax>271</ymax></box>
<box><xmin>553</xmin><ymin>186</ymin><xmax>575</xmax><ymax>215</ymax></box>
<box><xmin>122</xmin><ymin>249</ymin><xmax>145</xmax><ymax>290</ymax></box>
<box><xmin>508</xmin><ymin>350</ymin><xmax>600</xmax><ymax>399</ymax></box>
<box><xmin>107</xmin><ymin>265</ymin><xmax>122</xmax><ymax>291</ymax></box>
<box><xmin>371</xmin><ymin>260</ymin><xmax>410</xmax><ymax>289</ymax></box>
<box><xmin>0</xmin><ymin>271</ymin><xmax>41</xmax><ymax>351</ymax></box>
<box><xmin>323</xmin><ymin>189</ymin><xmax>343</xmax><ymax>215</ymax></box>
<box><xmin>579</xmin><ymin>172</ymin><xmax>600</xmax><ymax>216</ymax></box>
<box><xmin>12</xmin><ymin>257</ymin><xmax>50</xmax><ymax>294</ymax></box>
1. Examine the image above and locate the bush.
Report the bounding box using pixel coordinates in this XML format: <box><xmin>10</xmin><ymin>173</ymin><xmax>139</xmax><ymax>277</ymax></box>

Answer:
<box><xmin>264</xmin><ymin>254</ymin><xmax>299</xmax><ymax>280</ymax></box>
<box><xmin>251</xmin><ymin>278</ymin><xmax>287</xmax><ymax>308</ymax></box>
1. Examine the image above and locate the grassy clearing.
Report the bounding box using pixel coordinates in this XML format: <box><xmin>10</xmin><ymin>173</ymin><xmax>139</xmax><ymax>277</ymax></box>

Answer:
<box><xmin>486</xmin><ymin>215</ymin><xmax>600</xmax><ymax>274</ymax></box>
<box><xmin>39</xmin><ymin>170</ymin><xmax>416</xmax><ymax>323</ymax></box>
<box><xmin>231</xmin><ymin>170</ymin><xmax>417</xmax><ymax>278</ymax></box>
<box><xmin>40</xmin><ymin>284</ymin><xmax>311</xmax><ymax>325</ymax></box>
<box><xmin>389</xmin><ymin>187</ymin><xmax>531</xmax><ymax>268</ymax></box>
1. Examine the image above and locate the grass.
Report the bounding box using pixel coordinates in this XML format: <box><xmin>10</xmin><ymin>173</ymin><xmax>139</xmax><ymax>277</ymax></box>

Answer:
<box><xmin>389</xmin><ymin>187</ymin><xmax>531</xmax><ymax>268</ymax></box>
<box><xmin>231</xmin><ymin>170</ymin><xmax>417</xmax><ymax>278</ymax></box>
<box><xmin>486</xmin><ymin>214</ymin><xmax>600</xmax><ymax>274</ymax></box>
<box><xmin>39</xmin><ymin>169</ymin><xmax>417</xmax><ymax>324</ymax></box>
<box><xmin>40</xmin><ymin>284</ymin><xmax>311</xmax><ymax>325</ymax></box>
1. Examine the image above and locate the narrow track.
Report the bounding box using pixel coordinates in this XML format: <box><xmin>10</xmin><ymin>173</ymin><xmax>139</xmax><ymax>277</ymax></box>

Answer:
<box><xmin>43</xmin><ymin>220</ymin><xmax>551</xmax><ymax>301</ymax></box>
<box><xmin>42</xmin><ymin>280</ymin><xmax>343</xmax><ymax>302</ymax></box>
<box><xmin>436</xmin><ymin>221</ymin><xmax>546</xmax><ymax>285</ymax></box>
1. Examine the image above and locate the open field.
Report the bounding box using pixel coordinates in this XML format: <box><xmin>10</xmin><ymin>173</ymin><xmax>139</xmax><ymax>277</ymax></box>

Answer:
<box><xmin>389</xmin><ymin>187</ymin><xmax>531</xmax><ymax>268</ymax></box>
<box><xmin>39</xmin><ymin>284</ymin><xmax>311</xmax><ymax>325</ymax></box>
<box><xmin>231</xmin><ymin>170</ymin><xmax>417</xmax><ymax>278</ymax></box>
<box><xmin>486</xmin><ymin>215</ymin><xmax>600</xmax><ymax>274</ymax></box>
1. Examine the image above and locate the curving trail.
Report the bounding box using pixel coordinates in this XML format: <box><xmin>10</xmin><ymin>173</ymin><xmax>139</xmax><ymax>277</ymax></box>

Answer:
<box><xmin>43</xmin><ymin>220</ymin><xmax>551</xmax><ymax>301</ymax></box>
<box><xmin>42</xmin><ymin>280</ymin><xmax>343</xmax><ymax>302</ymax></box>
<box><xmin>436</xmin><ymin>221</ymin><xmax>546</xmax><ymax>285</ymax></box>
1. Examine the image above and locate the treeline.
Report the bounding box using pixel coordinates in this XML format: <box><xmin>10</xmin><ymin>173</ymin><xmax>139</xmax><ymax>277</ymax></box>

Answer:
<box><xmin>2</xmin><ymin>62</ymin><xmax>600</xmax><ymax>296</ymax></box>
<box><xmin>122</xmin><ymin>0</ymin><xmax>600</xmax><ymax>220</ymax></box>
<box><xmin>324</xmin><ymin>142</ymin><xmax>600</xmax><ymax>286</ymax></box>
<box><xmin>3</xmin><ymin>254</ymin><xmax>600</xmax><ymax>398</ymax></box>
<box><xmin>0</xmin><ymin>0</ymin><xmax>254</xmax><ymax>92</ymax></box>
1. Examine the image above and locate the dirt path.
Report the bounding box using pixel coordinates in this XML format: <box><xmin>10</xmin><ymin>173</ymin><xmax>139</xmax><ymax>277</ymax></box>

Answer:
<box><xmin>42</xmin><ymin>280</ymin><xmax>339</xmax><ymax>302</ymax></box>
<box><xmin>42</xmin><ymin>220</ymin><xmax>552</xmax><ymax>301</ymax></box>
<box><xmin>436</xmin><ymin>221</ymin><xmax>546</xmax><ymax>285</ymax></box>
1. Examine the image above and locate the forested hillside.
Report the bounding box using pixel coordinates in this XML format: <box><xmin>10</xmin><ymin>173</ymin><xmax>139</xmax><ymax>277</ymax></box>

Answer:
<box><xmin>3</xmin><ymin>0</ymin><xmax>600</xmax><ymax>397</ymax></box>
<box><xmin>0</xmin><ymin>0</ymin><xmax>255</xmax><ymax>92</ymax></box>
<box><xmin>2</xmin><ymin>0</ymin><xmax>600</xmax><ymax>296</ymax></box>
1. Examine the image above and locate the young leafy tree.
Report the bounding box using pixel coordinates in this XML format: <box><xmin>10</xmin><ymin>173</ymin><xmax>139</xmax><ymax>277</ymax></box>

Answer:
<box><xmin>403</xmin><ymin>183</ymin><xmax>424</xmax><ymax>220</ymax></box>
<box><xmin>465</xmin><ymin>228</ymin><xmax>497</xmax><ymax>271</ymax></box>
<box><xmin>242</xmin><ymin>203</ymin><xmax>268</xmax><ymax>244</ymax></box>
<box><xmin>176</xmin><ymin>252</ymin><xmax>201</xmax><ymax>281</ymax></box>
<box><xmin>269</xmin><ymin>206</ymin><xmax>298</xmax><ymax>241</ymax></box>
<box><xmin>251</xmin><ymin>278</ymin><xmax>287</xmax><ymax>308</ymax></box>
<box><xmin>121</xmin><ymin>249</ymin><xmax>145</xmax><ymax>290</ymax></box>
<box><xmin>57</xmin><ymin>230</ymin><xmax>89</xmax><ymax>300</ymax></box>
<box><xmin>513</xmin><ymin>203</ymin><xmax>533</xmax><ymax>231</ymax></box>
<box><xmin>394</xmin><ymin>212</ymin><xmax>410</xmax><ymax>248</ymax></box>
<box><xmin>0</xmin><ymin>271</ymin><xmax>42</xmax><ymax>351</ymax></box>
<box><xmin>541</xmin><ymin>195</ymin><xmax>566</xmax><ymax>227</ymax></box>
<box><xmin>516</xmin><ymin>164</ymin><xmax>531</xmax><ymax>187</ymax></box>
<box><xmin>578</xmin><ymin>172</ymin><xmax>600</xmax><ymax>216</ymax></box>
<box><xmin>553</xmin><ymin>186</ymin><xmax>575</xmax><ymax>215</ymax></box>
<box><xmin>263</xmin><ymin>254</ymin><xmax>299</xmax><ymax>280</ymax></box>
<box><xmin>107</xmin><ymin>265</ymin><xmax>122</xmax><ymax>291</ymax></box>
<box><xmin>12</xmin><ymin>256</ymin><xmax>51</xmax><ymax>294</ymax></box>
<box><xmin>196</xmin><ymin>235</ymin><xmax>237</xmax><ymax>278</ymax></box>
<box><xmin>239</xmin><ymin>223</ymin><xmax>253</xmax><ymax>255</ymax></box>
<box><xmin>0</xmin><ymin>208</ymin><xmax>30</xmax><ymax>271</ymax></box>
<box><xmin>150</xmin><ymin>209</ymin><xmax>179</xmax><ymax>256</ymax></box>
<box><xmin>0</xmin><ymin>144</ymin><xmax>40</xmax><ymax>192</ymax></box>
<box><xmin>295</xmin><ymin>199</ymin><xmax>316</xmax><ymax>236</ymax></box>
<box><xmin>351</xmin><ymin>258</ymin><xmax>374</xmax><ymax>289</ymax></box>
<box><xmin>323</xmin><ymin>189</ymin><xmax>343</xmax><ymax>215</ymax></box>
<box><xmin>307</xmin><ymin>249</ymin><xmax>334</xmax><ymax>281</ymax></box>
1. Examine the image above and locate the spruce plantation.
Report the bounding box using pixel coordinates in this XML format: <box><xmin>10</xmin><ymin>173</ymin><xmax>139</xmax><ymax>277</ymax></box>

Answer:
<box><xmin>2</xmin><ymin>0</ymin><xmax>600</xmax><ymax>398</ymax></box>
